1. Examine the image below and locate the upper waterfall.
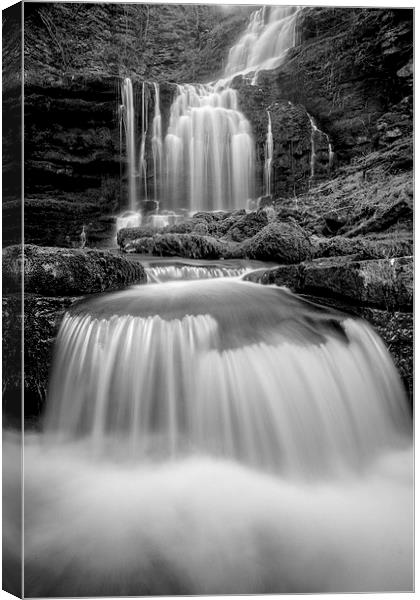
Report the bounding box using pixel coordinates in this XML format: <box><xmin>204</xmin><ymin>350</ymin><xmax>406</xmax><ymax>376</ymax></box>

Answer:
<box><xmin>120</xmin><ymin>6</ymin><xmax>300</xmax><ymax>213</ymax></box>
<box><xmin>224</xmin><ymin>6</ymin><xmax>300</xmax><ymax>79</ymax></box>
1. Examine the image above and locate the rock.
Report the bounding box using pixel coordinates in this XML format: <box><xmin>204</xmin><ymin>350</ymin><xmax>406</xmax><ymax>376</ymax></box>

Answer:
<box><xmin>223</xmin><ymin>210</ymin><xmax>268</xmax><ymax>242</ymax></box>
<box><xmin>314</xmin><ymin>235</ymin><xmax>413</xmax><ymax>260</ymax></box>
<box><xmin>3</xmin><ymin>293</ymin><xmax>79</xmax><ymax>420</ymax></box>
<box><xmin>125</xmin><ymin>233</ymin><xmax>228</xmax><ymax>260</ymax></box>
<box><xmin>3</xmin><ymin>197</ymin><xmax>117</xmax><ymax>248</ymax></box>
<box><xmin>252</xmin><ymin>255</ymin><xmax>413</xmax><ymax>311</ymax></box>
<box><xmin>342</xmin><ymin>198</ymin><xmax>413</xmax><ymax>237</ymax></box>
<box><xmin>247</xmin><ymin>222</ymin><xmax>314</xmax><ymax>264</ymax></box>
<box><xmin>3</xmin><ymin>245</ymin><xmax>147</xmax><ymax>296</ymax></box>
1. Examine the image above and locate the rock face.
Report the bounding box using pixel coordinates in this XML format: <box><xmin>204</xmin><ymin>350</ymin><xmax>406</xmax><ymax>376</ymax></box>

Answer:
<box><xmin>246</xmin><ymin>256</ymin><xmax>413</xmax><ymax>312</ymax></box>
<box><xmin>3</xmin><ymin>244</ymin><xmax>148</xmax><ymax>420</ymax></box>
<box><xmin>3</xmin><ymin>294</ymin><xmax>78</xmax><ymax>421</ymax></box>
<box><xmin>3</xmin><ymin>245</ymin><xmax>147</xmax><ymax>295</ymax></box>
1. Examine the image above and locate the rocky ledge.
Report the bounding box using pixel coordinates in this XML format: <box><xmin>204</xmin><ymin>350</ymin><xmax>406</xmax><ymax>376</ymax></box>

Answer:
<box><xmin>3</xmin><ymin>244</ymin><xmax>147</xmax><ymax>296</ymax></box>
<box><xmin>2</xmin><ymin>244</ymin><xmax>147</xmax><ymax>421</ymax></box>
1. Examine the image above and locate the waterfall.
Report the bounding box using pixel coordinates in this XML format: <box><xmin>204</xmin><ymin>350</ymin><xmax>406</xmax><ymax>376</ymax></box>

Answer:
<box><xmin>152</xmin><ymin>82</ymin><xmax>163</xmax><ymax>202</ymax></box>
<box><xmin>164</xmin><ymin>84</ymin><xmax>254</xmax><ymax>212</ymax></box>
<box><xmin>224</xmin><ymin>6</ymin><xmax>300</xmax><ymax>79</ymax></box>
<box><xmin>307</xmin><ymin>112</ymin><xmax>333</xmax><ymax>181</ymax></box>
<box><xmin>9</xmin><ymin>274</ymin><xmax>412</xmax><ymax>595</ymax></box>
<box><xmin>264</xmin><ymin>110</ymin><xmax>273</xmax><ymax>196</ymax></box>
<box><xmin>145</xmin><ymin>264</ymin><xmax>249</xmax><ymax>283</ymax></box>
<box><xmin>139</xmin><ymin>82</ymin><xmax>148</xmax><ymax>202</ymax></box>
<box><xmin>44</xmin><ymin>278</ymin><xmax>411</xmax><ymax>475</ymax></box>
<box><xmin>120</xmin><ymin>78</ymin><xmax>137</xmax><ymax>211</ymax></box>
<box><xmin>162</xmin><ymin>6</ymin><xmax>301</xmax><ymax>213</ymax></box>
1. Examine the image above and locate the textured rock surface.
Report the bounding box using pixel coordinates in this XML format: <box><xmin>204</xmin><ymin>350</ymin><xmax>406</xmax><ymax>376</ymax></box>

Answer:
<box><xmin>246</xmin><ymin>255</ymin><xmax>413</xmax><ymax>311</ymax></box>
<box><xmin>3</xmin><ymin>245</ymin><xmax>147</xmax><ymax>295</ymax></box>
<box><xmin>2</xmin><ymin>294</ymin><xmax>78</xmax><ymax>421</ymax></box>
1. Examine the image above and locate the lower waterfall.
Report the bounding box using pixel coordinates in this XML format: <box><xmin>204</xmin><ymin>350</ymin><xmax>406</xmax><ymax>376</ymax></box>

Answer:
<box><xmin>5</xmin><ymin>268</ymin><xmax>412</xmax><ymax>596</ymax></box>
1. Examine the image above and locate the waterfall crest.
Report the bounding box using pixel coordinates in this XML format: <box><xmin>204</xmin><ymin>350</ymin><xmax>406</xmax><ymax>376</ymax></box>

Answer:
<box><xmin>44</xmin><ymin>279</ymin><xmax>411</xmax><ymax>477</ymax></box>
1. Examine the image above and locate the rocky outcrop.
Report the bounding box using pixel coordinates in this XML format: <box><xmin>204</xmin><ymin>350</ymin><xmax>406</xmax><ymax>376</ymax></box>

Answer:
<box><xmin>2</xmin><ymin>294</ymin><xmax>78</xmax><ymax>420</ymax></box>
<box><xmin>3</xmin><ymin>245</ymin><xmax>147</xmax><ymax>295</ymax></box>
<box><xmin>246</xmin><ymin>255</ymin><xmax>413</xmax><ymax>312</ymax></box>
<box><xmin>118</xmin><ymin>216</ymin><xmax>315</xmax><ymax>264</ymax></box>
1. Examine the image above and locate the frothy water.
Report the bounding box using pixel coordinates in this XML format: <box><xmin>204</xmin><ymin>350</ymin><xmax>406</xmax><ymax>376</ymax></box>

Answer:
<box><xmin>4</xmin><ymin>275</ymin><xmax>413</xmax><ymax>595</ymax></box>
<box><xmin>164</xmin><ymin>84</ymin><xmax>255</xmax><ymax>212</ymax></box>
<box><xmin>145</xmin><ymin>263</ymin><xmax>249</xmax><ymax>282</ymax></box>
<box><xmin>224</xmin><ymin>6</ymin><xmax>300</xmax><ymax>80</ymax></box>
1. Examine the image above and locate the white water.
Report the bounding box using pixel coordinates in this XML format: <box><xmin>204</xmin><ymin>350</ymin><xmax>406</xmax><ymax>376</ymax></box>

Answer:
<box><xmin>163</xmin><ymin>6</ymin><xmax>301</xmax><ymax>213</ymax></box>
<box><xmin>225</xmin><ymin>6</ymin><xmax>300</xmax><ymax>79</ymax></box>
<box><xmin>120</xmin><ymin>78</ymin><xmax>137</xmax><ymax>211</ymax></box>
<box><xmin>139</xmin><ymin>81</ymin><xmax>148</xmax><ymax>202</ymax></box>
<box><xmin>152</xmin><ymin>82</ymin><xmax>163</xmax><ymax>202</ymax></box>
<box><xmin>164</xmin><ymin>84</ymin><xmax>254</xmax><ymax>212</ymax></box>
<box><xmin>3</xmin><ymin>275</ymin><xmax>412</xmax><ymax>595</ymax></box>
<box><xmin>308</xmin><ymin>112</ymin><xmax>334</xmax><ymax>181</ymax></box>
<box><xmin>115</xmin><ymin>210</ymin><xmax>142</xmax><ymax>233</ymax></box>
<box><xmin>264</xmin><ymin>110</ymin><xmax>274</xmax><ymax>196</ymax></box>
<box><xmin>145</xmin><ymin>264</ymin><xmax>249</xmax><ymax>282</ymax></box>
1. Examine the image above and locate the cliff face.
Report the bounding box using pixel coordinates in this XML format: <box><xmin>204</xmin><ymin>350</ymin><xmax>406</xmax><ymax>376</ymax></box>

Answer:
<box><xmin>22</xmin><ymin>3</ymin><xmax>252</xmax><ymax>85</ymax></box>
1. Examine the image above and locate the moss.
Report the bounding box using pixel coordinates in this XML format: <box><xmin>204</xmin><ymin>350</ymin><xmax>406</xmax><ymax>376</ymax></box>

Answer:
<box><xmin>3</xmin><ymin>244</ymin><xmax>147</xmax><ymax>296</ymax></box>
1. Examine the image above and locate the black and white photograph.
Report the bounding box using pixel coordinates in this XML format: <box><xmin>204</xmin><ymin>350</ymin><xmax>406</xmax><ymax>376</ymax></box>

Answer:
<box><xmin>2</xmin><ymin>1</ymin><xmax>414</xmax><ymax>597</ymax></box>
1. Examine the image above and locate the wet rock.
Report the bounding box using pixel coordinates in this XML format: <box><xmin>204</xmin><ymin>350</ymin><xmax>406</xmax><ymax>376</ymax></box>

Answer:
<box><xmin>223</xmin><ymin>210</ymin><xmax>268</xmax><ymax>242</ymax></box>
<box><xmin>3</xmin><ymin>294</ymin><xmax>79</xmax><ymax>420</ymax></box>
<box><xmin>314</xmin><ymin>235</ymin><xmax>413</xmax><ymax>260</ymax></box>
<box><xmin>254</xmin><ymin>255</ymin><xmax>412</xmax><ymax>311</ymax></box>
<box><xmin>3</xmin><ymin>245</ymin><xmax>147</xmax><ymax>296</ymax></box>
<box><xmin>125</xmin><ymin>233</ymin><xmax>229</xmax><ymax>260</ymax></box>
<box><xmin>246</xmin><ymin>222</ymin><xmax>314</xmax><ymax>264</ymax></box>
<box><xmin>3</xmin><ymin>197</ymin><xmax>117</xmax><ymax>248</ymax></box>
<box><xmin>342</xmin><ymin>198</ymin><xmax>413</xmax><ymax>238</ymax></box>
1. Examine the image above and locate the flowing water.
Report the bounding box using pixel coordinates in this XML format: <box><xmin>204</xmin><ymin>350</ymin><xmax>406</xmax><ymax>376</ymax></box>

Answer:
<box><xmin>119</xmin><ymin>7</ymin><xmax>301</xmax><ymax>213</ymax></box>
<box><xmin>3</xmin><ymin>265</ymin><xmax>412</xmax><ymax>596</ymax></box>
<box><xmin>264</xmin><ymin>110</ymin><xmax>274</xmax><ymax>196</ymax></box>
<box><xmin>224</xmin><ymin>6</ymin><xmax>300</xmax><ymax>79</ymax></box>
<box><xmin>120</xmin><ymin>78</ymin><xmax>137</xmax><ymax>211</ymax></box>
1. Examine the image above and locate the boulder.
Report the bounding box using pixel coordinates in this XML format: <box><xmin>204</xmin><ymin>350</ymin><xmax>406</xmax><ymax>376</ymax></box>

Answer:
<box><xmin>223</xmin><ymin>210</ymin><xmax>268</xmax><ymax>242</ymax></box>
<box><xmin>3</xmin><ymin>245</ymin><xmax>147</xmax><ymax>296</ymax></box>
<box><xmin>247</xmin><ymin>222</ymin><xmax>314</xmax><ymax>263</ymax></box>
<box><xmin>125</xmin><ymin>233</ymin><xmax>228</xmax><ymax>260</ymax></box>
<box><xmin>249</xmin><ymin>255</ymin><xmax>413</xmax><ymax>311</ymax></box>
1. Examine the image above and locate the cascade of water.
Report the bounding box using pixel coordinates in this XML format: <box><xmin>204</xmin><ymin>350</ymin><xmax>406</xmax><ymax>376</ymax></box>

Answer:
<box><xmin>139</xmin><ymin>82</ymin><xmax>149</xmax><ymax>201</ymax></box>
<box><xmin>120</xmin><ymin>78</ymin><xmax>137</xmax><ymax>211</ymax></box>
<box><xmin>152</xmin><ymin>82</ymin><xmax>163</xmax><ymax>202</ymax></box>
<box><xmin>307</xmin><ymin>112</ymin><xmax>334</xmax><ymax>181</ymax></box>
<box><xmin>145</xmin><ymin>264</ymin><xmax>249</xmax><ymax>283</ymax></box>
<box><xmin>264</xmin><ymin>110</ymin><xmax>274</xmax><ymax>196</ymax></box>
<box><xmin>44</xmin><ymin>279</ymin><xmax>411</xmax><ymax>477</ymax></box>
<box><xmin>162</xmin><ymin>6</ymin><xmax>301</xmax><ymax>213</ymax></box>
<box><xmin>225</xmin><ymin>6</ymin><xmax>300</xmax><ymax>79</ymax></box>
<box><xmin>164</xmin><ymin>84</ymin><xmax>254</xmax><ymax>212</ymax></box>
<box><xmin>308</xmin><ymin>114</ymin><xmax>318</xmax><ymax>180</ymax></box>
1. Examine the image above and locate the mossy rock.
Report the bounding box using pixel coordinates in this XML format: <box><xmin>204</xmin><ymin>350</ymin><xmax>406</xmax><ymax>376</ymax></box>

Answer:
<box><xmin>3</xmin><ymin>245</ymin><xmax>147</xmax><ymax>296</ymax></box>
<box><xmin>247</xmin><ymin>222</ymin><xmax>314</xmax><ymax>263</ymax></box>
